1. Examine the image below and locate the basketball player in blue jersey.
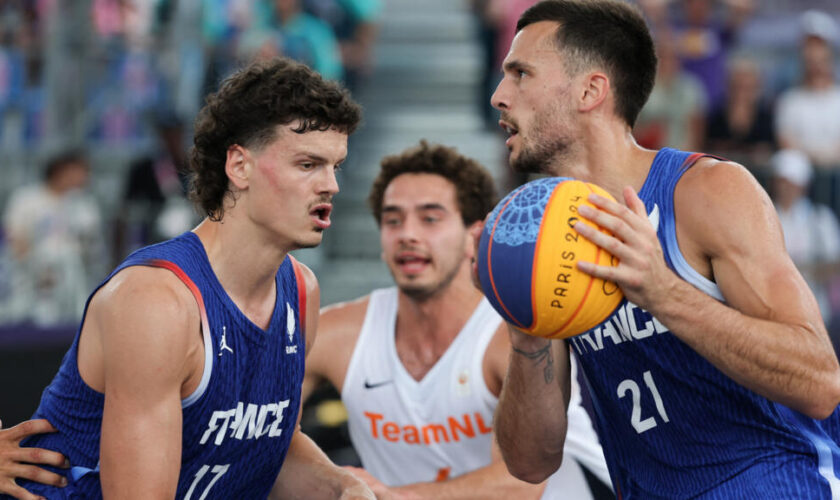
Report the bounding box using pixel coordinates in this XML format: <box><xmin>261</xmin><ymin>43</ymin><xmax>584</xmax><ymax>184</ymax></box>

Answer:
<box><xmin>0</xmin><ymin>57</ymin><xmax>375</xmax><ymax>500</ymax></box>
<box><xmin>489</xmin><ymin>1</ymin><xmax>840</xmax><ymax>498</ymax></box>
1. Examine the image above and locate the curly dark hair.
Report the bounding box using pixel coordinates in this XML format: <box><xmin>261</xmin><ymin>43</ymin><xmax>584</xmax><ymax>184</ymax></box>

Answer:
<box><xmin>517</xmin><ymin>0</ymin><xmax>656</xmax><ymax>128</ymax></box>
<box><xmin>188</xmin><ymin>57</ymin><xmax>362</xmax><ymax>220</ymax></box>
<box><xmin>368</xmin><ymin>141</ymin><xmax>498</xmax><ymax>226</ymax></box>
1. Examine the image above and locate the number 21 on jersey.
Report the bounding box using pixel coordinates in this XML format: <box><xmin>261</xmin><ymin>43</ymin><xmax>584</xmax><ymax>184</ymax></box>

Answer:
<box><xmin>617</xmin><ymin>370</ymin><xmax>669</xmax><ymax>433</ymax></box>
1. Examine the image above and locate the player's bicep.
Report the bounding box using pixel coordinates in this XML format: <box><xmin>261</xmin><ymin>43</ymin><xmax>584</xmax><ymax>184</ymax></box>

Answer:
<box><xmin>684</xmin><ymin>161</ymin><xmax>822</xmax><ymax>325</ymax></box>
<box><xmin>94</xmin><ymin>270</ymin><xmax>197</xmax><ymax>498</ymax></box>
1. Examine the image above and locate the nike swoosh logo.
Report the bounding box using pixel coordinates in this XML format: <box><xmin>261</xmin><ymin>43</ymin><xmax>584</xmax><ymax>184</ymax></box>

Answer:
<box><xmin>364</xmin><ymin>379</ymin><xmax>393</xmax><ymax>389</ymax></box>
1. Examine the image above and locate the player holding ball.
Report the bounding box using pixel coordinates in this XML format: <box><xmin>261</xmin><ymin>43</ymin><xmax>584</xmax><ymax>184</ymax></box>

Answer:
<box><xmin>486</xmin><ymin>0</ymin><xmax>840</xmax><ymax>498</ymax></box>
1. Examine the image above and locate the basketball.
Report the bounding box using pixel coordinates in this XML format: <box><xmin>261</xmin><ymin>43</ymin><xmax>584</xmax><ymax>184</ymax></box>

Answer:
<box><xmin>477</xmin><ymin>177</ymin><xmax>623</xmax><ymax>339</ymax></box>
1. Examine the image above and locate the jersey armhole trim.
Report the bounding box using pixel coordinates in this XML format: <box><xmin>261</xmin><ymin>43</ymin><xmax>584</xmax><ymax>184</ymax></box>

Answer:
<box><xmin>143</xmin><ymin>259</ymin><xmax>213</xmax><ymax>408</ymax></box>
<box><xmin>289</xmin><ymin>255</ymin><xmax>307</xmax><ymax>338</ymax></box>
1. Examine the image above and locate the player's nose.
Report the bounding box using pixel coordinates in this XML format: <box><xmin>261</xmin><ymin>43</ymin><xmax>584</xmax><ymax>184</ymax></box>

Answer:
<box><xmin>318</xmin><ymin>167</ymin><xmax>340</xmax><ymax>195</ymax></box>
<box><xmin>491</xmin><ymin>78</ymin><xmax>511</xmax><ymax>111</ymax></box>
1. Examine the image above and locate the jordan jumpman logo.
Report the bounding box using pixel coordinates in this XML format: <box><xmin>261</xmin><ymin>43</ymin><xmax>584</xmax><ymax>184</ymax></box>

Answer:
<box><xmin>219</xmin><ymin>326</ymin><xmax>234</xmax><ymax>356</ymax></box>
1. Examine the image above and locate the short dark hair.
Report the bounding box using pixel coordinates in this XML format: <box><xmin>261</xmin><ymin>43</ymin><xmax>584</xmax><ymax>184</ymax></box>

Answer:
<box><xmin>188</xmin><ymin>57</ymin><xmax>362</xmax><ymax>220</ymax></box>
<box><xmin>368</xmin><ymin>141</ymin><xmax>498</xmax><ymax>226</ymax></box>
<box><xmin>517</xmin><ymin>0</ymin><xmax>656</xmax><ymax>127</ymax></box>
<box><xmin>44</xmin><ymin>149</ymin><xmax>87</xmax><ymax>181</ymax></box>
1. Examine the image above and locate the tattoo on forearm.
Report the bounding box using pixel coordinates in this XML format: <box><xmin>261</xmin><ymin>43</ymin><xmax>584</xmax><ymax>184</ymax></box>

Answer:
<box><xmin>512</xmin><ymin>342</ymin><xmax>555</xmax><ymax>384</ymax></box>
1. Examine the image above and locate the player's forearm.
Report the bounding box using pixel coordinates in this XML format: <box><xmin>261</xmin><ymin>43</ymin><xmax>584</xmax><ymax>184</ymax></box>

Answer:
<box><xmin>495</xmin><ymin>328</ymin><xmax>569</xmax><ymax>483</ymax></box>
<box><xmin>270</xmin><ymin>431</ymin><xmax>371</xmax><ymax>499</ymax></box>
<box><xmin>653</xmin><ymin>277</ymin><xmax>840</xmax><ymax>418</ymax></box>
<box><xmin>394</xmin><ymin>461</ymin><xmax>545</xmax><ymax>500</ymax></box>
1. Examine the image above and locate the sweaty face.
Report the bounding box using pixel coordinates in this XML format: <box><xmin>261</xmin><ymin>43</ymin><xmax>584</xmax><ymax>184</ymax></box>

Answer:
<box><xmin>379</xmin><ymin>173</ymin><xmax>471</xmax><ymax>301</ymax></box>
<box><xmin>240</xmin><ymin>124</ymin><xmax>347</xmax><ymax>250</ymax></box>
<box><xmin>492</xmin><ymin>21</ymin><xmax>577</xmax><ymax>175</ymax></box>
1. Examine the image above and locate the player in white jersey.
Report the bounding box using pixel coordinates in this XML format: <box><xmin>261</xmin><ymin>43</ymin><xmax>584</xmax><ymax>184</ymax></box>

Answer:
<box><xmin>304</xmin><ymin>141</ymin><xmax>611</xmax><ymax>499</ymax></box>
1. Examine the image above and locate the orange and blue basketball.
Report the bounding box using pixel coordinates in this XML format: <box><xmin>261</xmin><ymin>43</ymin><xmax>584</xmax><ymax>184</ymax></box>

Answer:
<box><xmin>477</xmin><ymin>177</ymin><xmax>623</xmax><ymax>339</ymax></box>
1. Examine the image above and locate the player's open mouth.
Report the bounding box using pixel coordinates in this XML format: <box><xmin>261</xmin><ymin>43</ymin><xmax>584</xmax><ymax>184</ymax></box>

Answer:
<box><xmin>310</xmin><ymin>204</ymin><xmax>332</xmax><ymax>229</ymax></box>
<box><xmin>396</xmin><ymin>253</ymin><xmax>430</xmax><ymax>274</ymax></box>
<box><xmin>500</xmin><ymin>120</ymin><xmax>518</xmax><ymax>147</ymax></box>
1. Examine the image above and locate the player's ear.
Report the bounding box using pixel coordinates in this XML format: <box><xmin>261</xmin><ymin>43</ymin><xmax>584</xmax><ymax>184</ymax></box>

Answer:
<box><xmin>579</xmin><ymin>71</ymin><xmax>610</xmax><ymax>112</ymax></box>
<box><xmin>465</xmin><ymin>220</ymin><xmax>484</xmax><ymax>260</ymax></box>
<box><xmin>226</xmin><ymin>144</ymin><xmax>251</xmax><ymax>190</ymax></box>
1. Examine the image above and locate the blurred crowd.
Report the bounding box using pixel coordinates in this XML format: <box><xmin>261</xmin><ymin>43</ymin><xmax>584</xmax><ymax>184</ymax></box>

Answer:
<box><xmin>0</xmin><ymin>0</ymin><xmax>381</xmax><ymax>327</ymax></box>
<box><xmin>3</xmin><ymin>0</ymin><xmax>840</xmax><ymax>343</ymax></box>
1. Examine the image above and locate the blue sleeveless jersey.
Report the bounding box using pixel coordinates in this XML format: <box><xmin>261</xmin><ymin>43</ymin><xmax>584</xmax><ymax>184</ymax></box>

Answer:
<box><xmin>568</xmin><ymin>148</ymin><xmax>840</xmax><ymax>499</ymax></box>
<box><xmin>11</xmin><ymin>232</ymin><xmax>306</xmax><ymax>499</ymax></box>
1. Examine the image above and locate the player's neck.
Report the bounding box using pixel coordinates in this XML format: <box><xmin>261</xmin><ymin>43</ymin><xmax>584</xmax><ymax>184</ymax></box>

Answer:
<box><xmin>193</xmin><ymin>217</ymin><xmax>284</xmax><ymax>329</ymax></box>
<box><xmin>549</xmin><ymin>124</ymin><xmax>657</xmax><ymax>201</ymax></box>
<box><xmin>394</xmin><ymin>275</ymin><xmax>483</xmax><ymax>381</ymax></box>
<box><xmin>395</xmin><ymin>273</ymin><xmax>483</xmax><ymax>348</ymax></box>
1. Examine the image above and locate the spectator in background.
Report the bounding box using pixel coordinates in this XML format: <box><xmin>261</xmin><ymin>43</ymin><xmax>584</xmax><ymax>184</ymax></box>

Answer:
<box><xmin>0</xmin><ymin>0</ymin><xmax>45</xmax><ymax>147</ymax></box>
<box><xmin>641</xmin><ymin>0</ymin><xmax>753</xmax><ymax>111</ymax></box>
<box><xmin>113</xmin><ymin>111</ymin><xmax>195</xmax><ymax>264</ymax></box>
<box><xmin>634</xmin><ymin>35</ymin><xmax>707</xmax><ymax>152</ymax></box>
<box><xmin>771</xmin><ymin>9</ymin><xmax>840</xmax><ymax>100</ymax></box>
<box><xmin>775</xmin><ymin>10</ymin><xmax>840</xmax><ymax>170</ymax></box>
<box><xmin>88</xmin><ymin>0</ymin><xmax>169</xmax><ymax>145</ymax></box>
<box><xmin>200</xmin><ymin>0</ymin><xmax>254</xmax><ymax>96</ymax></box>
<box><xmin>771</xmin><ymin>149</ymin><xmax>840</xmax><ymax>325</ymax></box>
<box><xmin>470</xmin><ymin>0</ymin><xmax>502</xmax><ymax>129</ymax></box>
<box><xmin>705</xmin><ymin>55</ymin><xmax>775</xmax><ymax>172</ymax></box>
<box><xmin>304</xmin><ymin>0</ymin><xmax>382</xmax><ymax>91</ymax></box>
<box><xmin>1</xmin><ymin>150</ymin><xmax>105</xmax><ymax>326</ymax></box>
<box><xmin>246</xmin><ymin>0</ymin><xmax>344</xmax><ymax>81</ymax></box>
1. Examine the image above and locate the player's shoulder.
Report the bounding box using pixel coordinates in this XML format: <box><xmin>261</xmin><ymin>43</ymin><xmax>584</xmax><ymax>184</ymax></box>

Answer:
<box><xmin>307</xmin><ymin>294</ymin><xmax>371</xmax><ymax>381</ymax></box>
<box><xmin>91</xmin><ymin>265</ymin><xmax>199</xmax><ymax>336</ymax></box>
<box><xmin>675</xmin><ymin>155</ymin><xmax>777</xmax><ymax>250</ymax></box>
<box><xmin>681</xmin><ymin>155</ymin><xmax>757</xmax><ymax>187</ymax></box>
<box><xmin>86</xmin><ymin>265</ymin><xmax>202</xmax><ymax>379</ymax></box>
<box><xmin>318</xmin><ymin>294</ymin><xmax>371</xmax><ymax>341</ymax></box>
<box><xmin>677</xmin><ymin>156</ymin><xmax>770</xmax><ymax>215</ymax></box>
<box><xmin>98</xmin><ymin>265</ymin><xmax>196</xmax><ymax>309</ymax></box>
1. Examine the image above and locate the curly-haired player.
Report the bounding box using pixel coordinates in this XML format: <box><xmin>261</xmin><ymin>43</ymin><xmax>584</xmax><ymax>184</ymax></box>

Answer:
<box><xmin>0</xmin><ymin>57</ymin><xmax>374</xmax><ymax>500</ymax></box>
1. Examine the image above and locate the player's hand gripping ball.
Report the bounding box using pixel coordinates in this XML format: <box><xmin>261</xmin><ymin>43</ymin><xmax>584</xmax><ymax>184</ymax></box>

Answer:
<box><xmin>477</xmin><ymin>177</ymin><xmax>623</xmax><ymax>339</ymax></box>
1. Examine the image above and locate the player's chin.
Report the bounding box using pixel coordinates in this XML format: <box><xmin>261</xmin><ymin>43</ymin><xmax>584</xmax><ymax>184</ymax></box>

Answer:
<box><xmin>293</xmin><ymin>232</ymin><xmax>324</xmax><ymax>249</ymax></box>
<box><xmin>398</xmin><ymin>282</ymin><xmax>437</xmax><ymax>300</ymax></box>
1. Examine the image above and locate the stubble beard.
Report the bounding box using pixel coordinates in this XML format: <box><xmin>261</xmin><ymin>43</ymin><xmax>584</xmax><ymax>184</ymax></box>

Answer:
<box><xmin>395</xmin><ymin>255</ymin><xmax>463</xmax><ymax>303</ymax></box>
<box><xmin>511</xmin><ymin>135</ymin><xmax>569</xmax><ymax>175</ymax></box>
<box><xmin>510</xmin><ymin>108</ymin><xmax>570</xmax><ymax>175</ymax></box>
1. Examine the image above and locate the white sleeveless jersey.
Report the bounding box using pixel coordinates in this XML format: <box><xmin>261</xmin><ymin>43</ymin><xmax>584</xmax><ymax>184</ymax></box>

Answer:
<box><xmin>342</xmin><ymin>288</ymin><xmax>610</xmax><ymax>497</ymax></box>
